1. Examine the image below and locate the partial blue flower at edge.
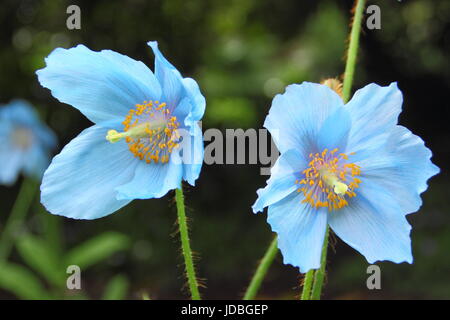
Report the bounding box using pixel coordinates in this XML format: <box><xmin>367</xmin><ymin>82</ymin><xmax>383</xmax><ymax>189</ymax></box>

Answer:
<box><xmin>0</xmin><ymin>100</ymin><xmax>56</xmax><ymax>185</ymax></box>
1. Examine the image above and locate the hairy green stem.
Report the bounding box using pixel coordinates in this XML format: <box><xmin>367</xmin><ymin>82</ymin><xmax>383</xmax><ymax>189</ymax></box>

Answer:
<box><xmin>41</xmin><ymin>207</ymin><xmax>62</xmax><ymax>257</ymax></box>
<box><xmin>311</xmin><ymin>227</ymin><xmax>330</xmax><ymax>300</ymax></box>
<box><xmin>243</xmin><ymin>237</ymin><xmax>278</xmax><ymax>300</ymax></box>
<box><xmin>307</xmin><ymin>0</ymin><xmax>366</xmax><ymax>300</ymax></box>
<box><xmin>175</xmin><ymin>187</ymin><xmax>201</xmax><ymax>300</ymax></box>
<box><xmin>300</xmin><ymin>269</ymin><xmax>315</xmax><ymax>300</ymax></box>
<box><xmin>0</xmin><ymin>178</ymin><xmax>39</xmax><ymax>261</ymax></box>
<box><xmin>342</xmin><ymin>0</ymin><xmax>366</xmax><ymax>103</ymax></box>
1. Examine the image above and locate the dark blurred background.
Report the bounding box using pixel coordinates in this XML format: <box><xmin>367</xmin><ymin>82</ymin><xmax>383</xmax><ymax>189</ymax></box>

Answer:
<box><xmin>0</xmin><ymin>0</ymin><xmax>448</xmax><ymax>299</ymax></box>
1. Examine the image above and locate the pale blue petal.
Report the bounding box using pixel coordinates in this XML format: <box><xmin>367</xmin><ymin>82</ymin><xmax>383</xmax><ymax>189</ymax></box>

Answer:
<box><xmin>115</xmin><ymin>150</ymin><xmax>183</xmax><ymax>200</ymax></box>
<box><xmin>172</xmin><ymin>97</ymin><xmax>191</xmax><ymax>125</ymax></box>
<box><xmin>317</xmin><ymin>107</ymin><xmax>351</xmax><ymax>151</ymax></box>
<box><xmin>164</xmin><ymin>98</ymin><xmax>203</xmax><ymax>186</ymax></box>
<box><xmin>34</xmin><ymin>125</ymin><xmax>57</xmax><ymax>150</ymax></box>
<box><xmin>36</xmin><ymin>45</ymin><xmax>162</xmax><ymax>124</ymax></box>
<box><xmin>355</xmin><ymin>125</ymin><xmax>439</xmax><ymax>214</ymax></box>
<box><xmin>345</xmin><ymin>82</ymin><xmax>402</xmax><ymax>155</ymax></box>
<box><xmin>23</xmin><ymin>142</ymin><xmax>54</xmax><ymax>180</ymax></box>
<box><xmin>264</xmin><ymin>82</ymin><xmax>344</xmax><ymax>155</ymax></box>
<box><xmin>148</xmin><ymin>41</ymin><xmax>206</xmax><ymax>135</ymax></box>
<box><xmin>147</xmin><ymin>41</ymin><xmax>184</xmax><ymax>110</ymax></box>
<box><xmin>0</xmin><ymin>147</ymin><xmax>24</xmax><ymax>185</ymax></box>
<box><xmin>0</xmin><ymin>122</ymin><xmax>17</xmax><ymax>185</ymax></box>
<box><xmin>41</xmin><ymin>123</ymin><xmax>138</xmax><ymax>219</ymax></box>
<box><xmin>0</xmin><ymin>117</ymin><xmax>13</xmax><ymax>144</ymax></box>
<box><xmin>0</xmin><ymin>100</ymin><xmax>40</xmax><ymax>127</ymax></box>
<box><xmin>267</xmin><ymin>192</ymin><xmax>328</xmax><ymax>273</ymax></box>
<box><xmin>182</xmin><ymin>77</ymin><xmax>206</xmax><ymax>129</ymax></box>
<box><xmin>252</xmin><ymin>149</ymin><xmax>306</xmax><ymax>213</ymax></box>
<box><xmin>0</xmin><ymin>120</ymin><xmax>12</xmax><ymax>137</ymax></box>
<box><xmin>328</xmin><ymin>179</ymin><xmax>413</xmax><ymax>264</ymax></box>
<box><xmin>180</xmin><ymin>123</ymin><xmax>204</xmax><ymax>186</ymax></box>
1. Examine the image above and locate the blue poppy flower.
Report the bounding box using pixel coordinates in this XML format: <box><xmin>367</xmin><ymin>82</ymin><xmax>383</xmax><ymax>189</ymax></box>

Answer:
<box><xmin>0</xmin><ymin>100</ymin><xmax>56</xmax><ymax>186</ymax></box>
<box><xmin>253</xmin><ymin>82</ymin><xmax>439</xmax><ymax>273</ymax></box>
<box><xmin>36</xmin><ymin>41</ymin><xmax>205</xmax><ymax>220</ymax></box>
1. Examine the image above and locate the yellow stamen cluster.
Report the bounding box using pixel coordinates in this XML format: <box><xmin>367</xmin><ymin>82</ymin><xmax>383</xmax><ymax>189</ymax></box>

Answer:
<box><xmin>296</xmin><ymin>148</ymin><xmax>361</xmax><ymax>211</ymax></box>
<box><xmin>12</xmin><ymin>127</ymin><xmax>33</xmax><ymax>150</ymax></box>
<box><xmin>106</xmin><ymin>100</ymin><xmax>180</xmax><ymax>164</ymax></box>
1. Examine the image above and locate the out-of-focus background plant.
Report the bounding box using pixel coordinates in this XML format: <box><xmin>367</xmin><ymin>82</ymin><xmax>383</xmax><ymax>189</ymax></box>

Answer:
<box><xmin>0</xmin><ymin>0</ymin><xmax>448</xmax><ymax>299</ymax></box>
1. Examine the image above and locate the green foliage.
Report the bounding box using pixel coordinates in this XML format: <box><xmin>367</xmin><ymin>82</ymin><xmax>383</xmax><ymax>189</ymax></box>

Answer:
<box><xmin>65</xmin><ymin>232</ymin><xmax>130</xmax><ymax>270</ymax></box>
<box><xmin>0</xmin><ymin>211</ymin><xmax>130</xmax><ymax>299</ymax></box>
<box><xmin>102</xmin><ymin>274</ymin><xmax>129</xmax><ymax>300</ymax></box>
<box><xmin>0</xmin><ymin>262</ymin><xmax>51</xmax><ymax>300</ymax></box>
<box><xmin>206</xmin><ymin>97</ymin><xmax>257</xmax><ymax>128</ymax></box>
<box><xmin>16</xmin><ymin>234</ymin><xmax>63</xmax><ymax>287</ymax></box>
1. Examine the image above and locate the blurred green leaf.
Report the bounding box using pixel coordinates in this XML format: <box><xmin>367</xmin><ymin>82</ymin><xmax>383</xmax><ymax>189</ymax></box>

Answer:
<box><xmin>102</xmin><ymin>274</ymin><xmax>129</xmax><ymax>300</ymax></box>
<box><xmin>142</xmin><ymin>292</ymin><xmax>151</xmax><ymax>300</ymax></box>
<box><xmin>206</xmin><ymin>97</ymin><xmax>256</xmax><ymax>128</ymax></box>
<box><xmin>16</xmin><ymin>235</ymin><xmax>63</xmax><ymax>288</ymax></box>
<box><xmin>65</xmin><ymin>232</ymin><xmax>130</xmax><ymax>269</ymax></box>
<box><xmin>0</xmin><ymin>262</ymin><xmax>51</xmax><ymax>300</ymax></box>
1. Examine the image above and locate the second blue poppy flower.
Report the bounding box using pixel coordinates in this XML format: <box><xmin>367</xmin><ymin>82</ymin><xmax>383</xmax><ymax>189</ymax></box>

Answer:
<box><xmin>253</xmin><ymin>82</ymin><xmax>439</xmax><ymax>272</ymax></box>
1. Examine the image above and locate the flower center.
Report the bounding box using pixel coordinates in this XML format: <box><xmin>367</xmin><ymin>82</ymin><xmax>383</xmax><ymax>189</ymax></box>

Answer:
<box><xmin>11</xmin><ymin>127</ymin><xmax>33</xmax><ymax>150</ymax></box>
<box><xmin>106</xmin><ymin>100</ymin><xmax>180</xmax><ymax>163</ymax></box>
<box><xmin>296</xmin><ymin>148</ymin><xmax>361</xmax><ymax>211</ymax></box>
